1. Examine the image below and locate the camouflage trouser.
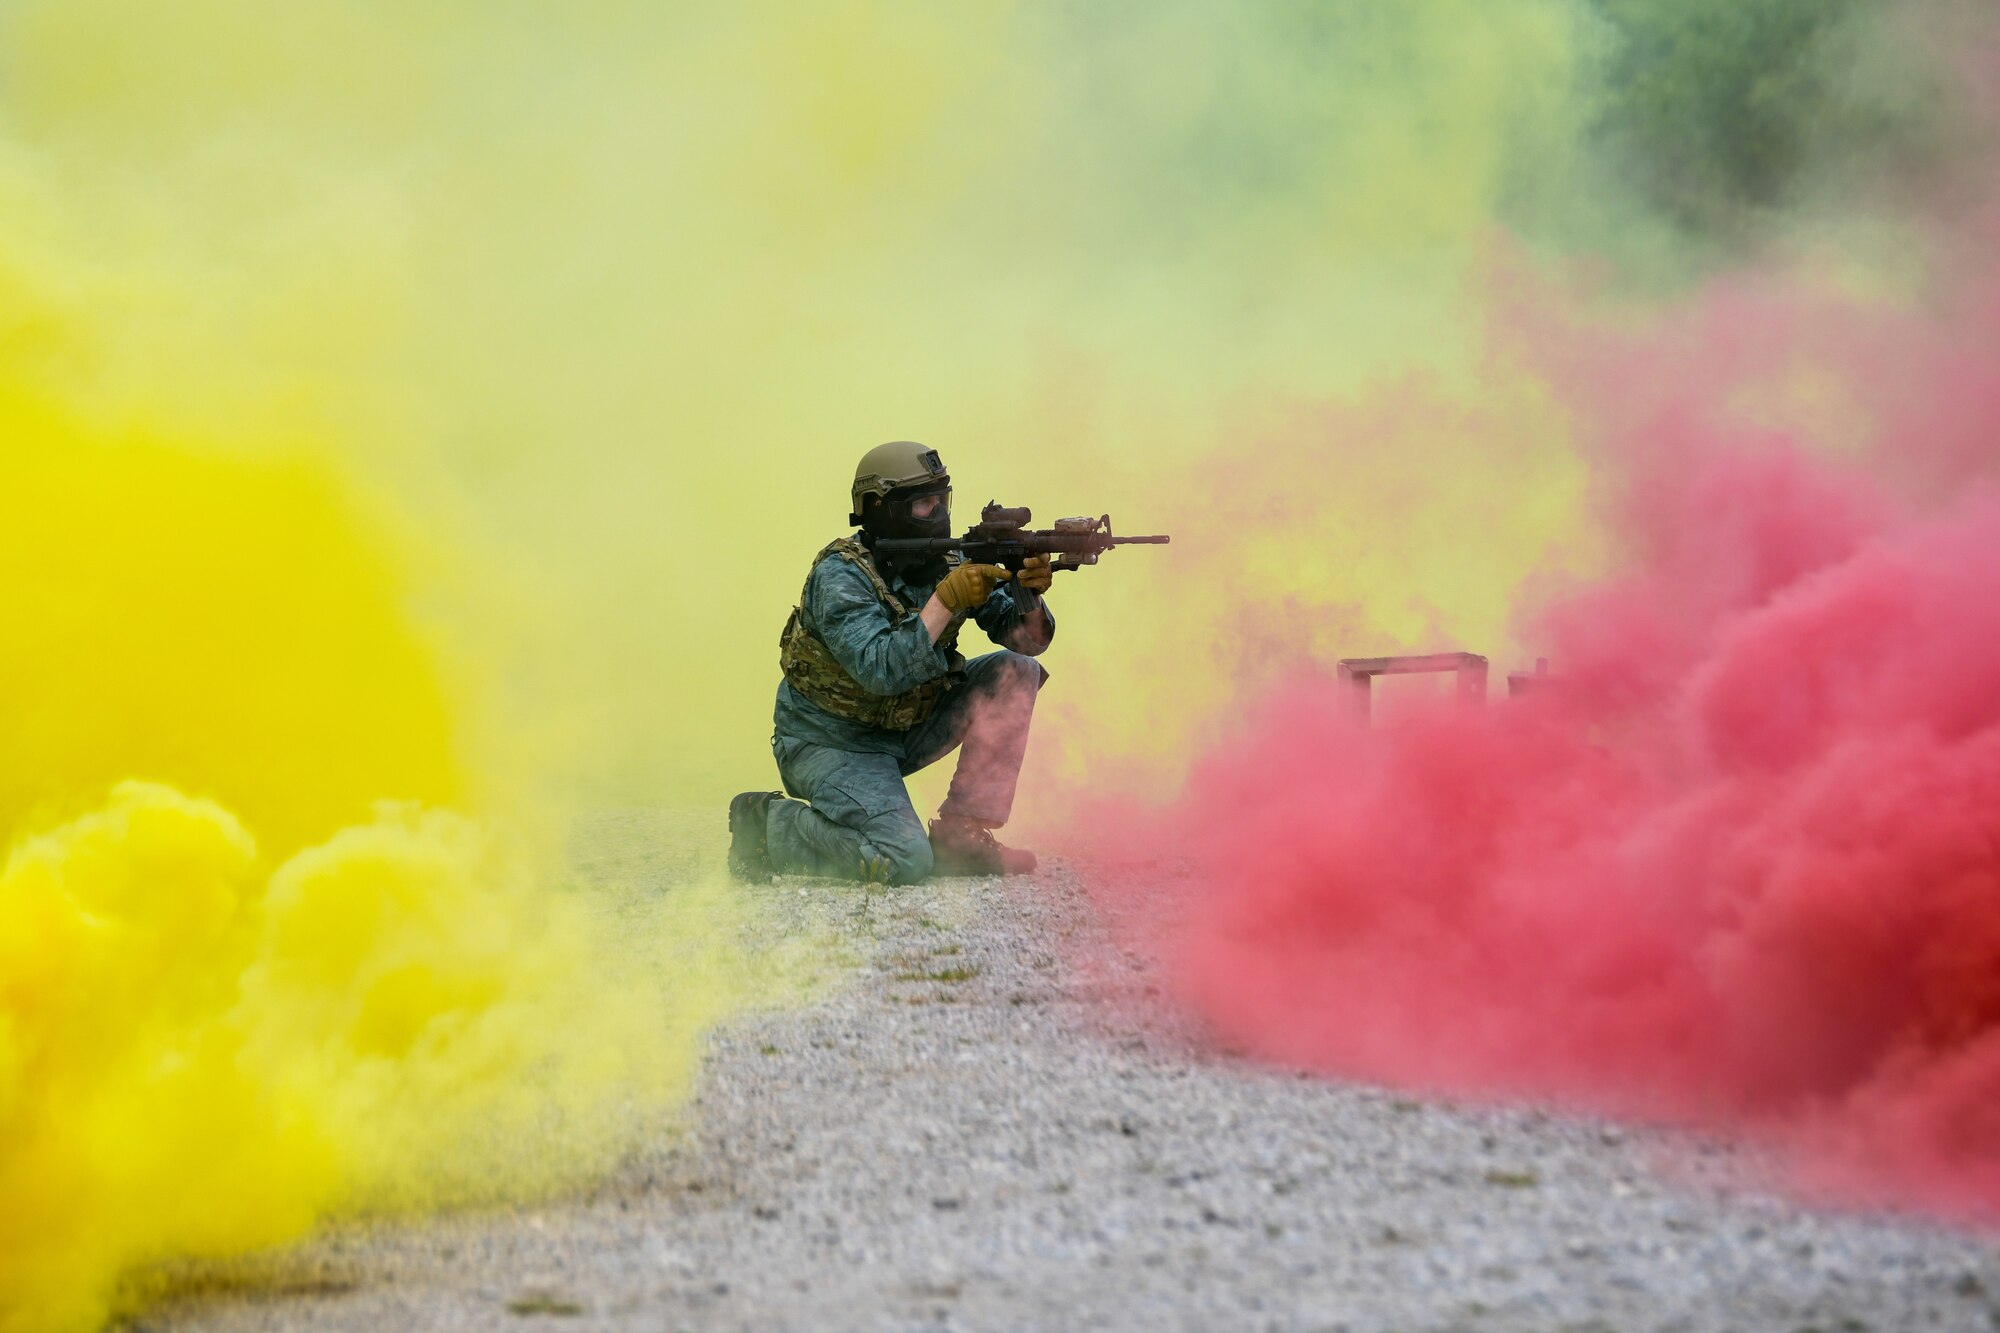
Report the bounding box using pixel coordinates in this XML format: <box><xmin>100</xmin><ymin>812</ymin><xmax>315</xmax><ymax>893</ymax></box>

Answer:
<box><xmin>763</xmin><ymin>650</ymin><xmax>1046</xmax><ymax>884</ymax></box>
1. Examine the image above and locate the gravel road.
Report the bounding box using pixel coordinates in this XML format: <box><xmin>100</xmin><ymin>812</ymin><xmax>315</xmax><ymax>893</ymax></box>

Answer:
<box><xmin>141</xmin><ymin>813</ymin><xmax>2000</xmax><ymax>1333</ymax></box>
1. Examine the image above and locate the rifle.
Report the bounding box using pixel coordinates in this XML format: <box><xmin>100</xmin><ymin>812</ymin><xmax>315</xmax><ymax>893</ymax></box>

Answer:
<box><xmin>872</xmin><ymin>502</ymin><xmax>1171</xmax><ymax>574</ymax></box>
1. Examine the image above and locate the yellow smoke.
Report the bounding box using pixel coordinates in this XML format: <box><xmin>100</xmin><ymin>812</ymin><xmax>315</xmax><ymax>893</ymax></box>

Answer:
<box><xmin>0</xmin><ymin>0</ymin><xmax>1599</xmax><ymax>801</ymax></box>
<box><xmin>0</xmin><ymin>426</ymin><xmax>809</xmax><ymax>1332</ymax></box>
<box><xmin>0</xmin><ymin>1</ymin><xmax>1616</xmax><ymax>1324</ymax></box>
<box><xmin>0</xmin><ymin>430</ymin><xmax>459</xmax><ymax>853</ymax></box>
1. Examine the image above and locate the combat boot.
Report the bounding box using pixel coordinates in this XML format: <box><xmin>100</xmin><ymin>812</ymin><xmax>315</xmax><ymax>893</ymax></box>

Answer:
<box><xmin>928</xmin><ymin>813</ymin><xmax>1037</xmax><ymax>877</ymax></box>
<box><xmin>727</xmin><ymin>790</ymin><xmax>783</xmax><ymax>882</ymax></box>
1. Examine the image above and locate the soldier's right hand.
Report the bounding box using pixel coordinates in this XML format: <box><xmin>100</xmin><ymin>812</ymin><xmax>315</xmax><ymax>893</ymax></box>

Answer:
<box><xmin>933</xmin><ymin>562</ymin><xmax>1011</xmax><ymax>614</ymax></box>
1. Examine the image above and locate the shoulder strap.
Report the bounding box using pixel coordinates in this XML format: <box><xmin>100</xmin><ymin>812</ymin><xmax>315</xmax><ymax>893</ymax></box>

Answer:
<box><xmin>813</xmin><ymin>535</ymin><xmax>912</xmax><ymax>618</ymax></box>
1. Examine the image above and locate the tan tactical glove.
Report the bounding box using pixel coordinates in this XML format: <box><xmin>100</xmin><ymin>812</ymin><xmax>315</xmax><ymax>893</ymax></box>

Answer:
<box><xmin>1017</xmin><ymin>554</ymin><xmax>1054</xmax><ymax>594</ymax></box>
<box><xmin>934</xmin><ymin>562</ymin><xmax>1011</xmax><ymax>614</ymax></box>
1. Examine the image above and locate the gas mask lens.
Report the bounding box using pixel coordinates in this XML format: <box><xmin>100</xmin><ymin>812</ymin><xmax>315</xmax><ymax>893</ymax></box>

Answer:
<box><xmin>906</xmin><ymin>490</ymin><xmax>950</xmax><ymax>522</ymax></box>
<box><xmin>864</xmin><ymin>483</ymin><xmax>953</xmax><ymax>556</ymax></box>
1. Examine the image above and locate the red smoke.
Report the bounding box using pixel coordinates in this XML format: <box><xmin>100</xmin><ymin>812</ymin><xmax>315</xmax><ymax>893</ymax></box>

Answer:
<box><xmin>1087</xmin><ymin>247</ymin><xmax>2000</xmax><ymax>1219</ymax></box>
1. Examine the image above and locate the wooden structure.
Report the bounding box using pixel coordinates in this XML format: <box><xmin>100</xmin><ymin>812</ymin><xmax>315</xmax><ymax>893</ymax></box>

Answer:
<box><xmin>1335</xmin><ymin>652</ymin><xmax>1488</xmax><ymax>724</ymax></box>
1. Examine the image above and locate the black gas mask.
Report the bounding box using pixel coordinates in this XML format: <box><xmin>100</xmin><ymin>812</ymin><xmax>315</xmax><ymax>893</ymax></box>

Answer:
<box><xmin>861</xmin><ymin>482</ymin><xmax>953</xmax><ymax>571</ymax></box>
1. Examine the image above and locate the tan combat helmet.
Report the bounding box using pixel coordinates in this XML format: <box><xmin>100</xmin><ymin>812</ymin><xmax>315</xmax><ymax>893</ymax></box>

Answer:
<box><xmin>850</xmin><ymin>440</ymin><xmax>949</xmax><ymax>525</ymax></box>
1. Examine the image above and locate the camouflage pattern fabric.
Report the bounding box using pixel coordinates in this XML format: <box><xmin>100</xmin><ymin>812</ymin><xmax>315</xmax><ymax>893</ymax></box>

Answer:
<box><xmin>764</xmin><ymin>649</ymin><xmax>1048</xmax><ymax>883</ymax></box>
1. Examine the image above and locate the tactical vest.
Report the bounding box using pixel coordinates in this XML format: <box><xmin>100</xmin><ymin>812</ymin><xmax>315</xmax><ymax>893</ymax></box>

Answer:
<box><xmin>779</xmin><ymin>537</ymin><xmax>965</xmax><ymax>731</ymax></box>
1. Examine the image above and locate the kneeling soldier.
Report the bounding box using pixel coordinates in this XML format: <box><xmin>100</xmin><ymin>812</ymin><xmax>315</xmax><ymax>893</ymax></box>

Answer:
<box><xmin>729</xmin><ymin>440</ymin><xmax>1051</xmax><ymax>883</ymax></box>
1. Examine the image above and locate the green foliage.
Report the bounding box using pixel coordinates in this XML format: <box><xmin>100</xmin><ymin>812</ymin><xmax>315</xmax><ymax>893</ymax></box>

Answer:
<box><xmin>1583</xmin><ymin>0</ymin><xmax>1937</xmax><ymax>243</ymax></box>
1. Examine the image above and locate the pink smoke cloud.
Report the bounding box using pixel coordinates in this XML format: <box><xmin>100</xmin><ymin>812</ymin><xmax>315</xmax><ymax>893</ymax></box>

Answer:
<box><xmin>1075</xmin><ymin>231</ymin><xmax>2000</xmax><ymax>1221</ymax></box>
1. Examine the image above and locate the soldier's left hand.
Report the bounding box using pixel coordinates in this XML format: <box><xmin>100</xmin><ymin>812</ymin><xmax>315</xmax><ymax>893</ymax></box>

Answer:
<box><xmin>1017</xmin><ymin>554</ymin><xmax>1054</xmax><ymax>593</ymax></box>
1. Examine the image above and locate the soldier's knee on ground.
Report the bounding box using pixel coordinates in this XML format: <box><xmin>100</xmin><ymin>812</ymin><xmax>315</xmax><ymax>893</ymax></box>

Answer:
<box><xmin>882</xmin><ymin>831</ymin><xmax>935</xmax><ymax>885</ymax></box>
<box><xmin>868</xmin><ymin>817</ymin><xmax>934</xmax><ymax>885</ymax></box>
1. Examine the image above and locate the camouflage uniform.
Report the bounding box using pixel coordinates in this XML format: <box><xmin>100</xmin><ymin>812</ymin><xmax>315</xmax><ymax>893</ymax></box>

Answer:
<box><xmin>764</xmin><ymin>538</ymin><xmax>1052</xmax><ymax>884</ymax></box>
